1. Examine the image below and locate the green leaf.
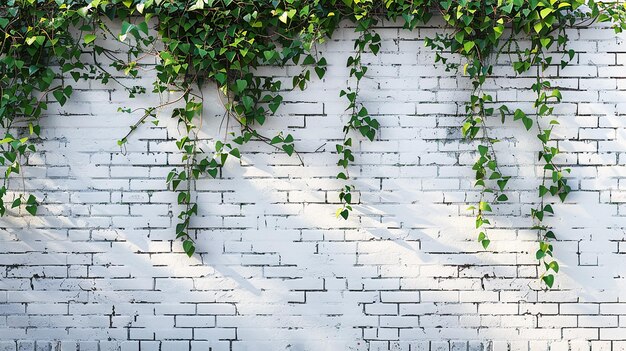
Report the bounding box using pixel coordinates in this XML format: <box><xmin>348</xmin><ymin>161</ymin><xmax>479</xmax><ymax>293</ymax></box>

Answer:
<box><xmin>208</xmin><ymin>168</ymin><xmax>218</xmax><ymax>178</ymax></box>
<box><xmin>455</xmin><ymin>31</ymin><xmax>465</xmax><ymax>43</ymax></box>
<box><xmin>481</xmin><ymin>239</ymin><xmax>490</xmax><ymax>249</ymax></box>
<box><xmin>84</xmin><ymin>34</ymin><xmax>97</xmax><ymax>44</ymax></box>
<box><xmin>270</xmin><ymin>136</ymin><xmax>282</xmax><ymax>145</ymax></box>
<box><xmin>536</xmin><ymin>249</ymin><xmax>546</xmax><ymax>259</ymax></box>
<box><xmin>548</xmin><ymin>261</ymin><xmax>559</xmax><ymax>273</ymax></box>
<box><xmin>235</xmin><ymin>79</ymin><xmax>248</xmax><ymax>93</ymax></box>
<box><xmin>315</xmin><ymin>66</ymin><xmax>326</xmax><ymax>79</ymax></box>
<box><xmin>241</xmin><ymin>95</ymin><xmax>253</xmax><ymax>111</ymax></box>
<box><xmin>279</xmin><ymin>11</ymin><xmax>289</xmax><ymax>24</ymax></box>
<box><xmin>479</xmin><ymin>201</ymin><xmax>492</xmax><ymax>212</ymax></box>
<box><xmin>183</xmin><ymin>240</ymin><xmax>195</xmax><ymax>257</ymax></box>
<box><xmin>229</xmin><ymin>148</ymin><xmax>241</xmax><ymax>158</ymax></box>
<box><xmin>26</xmin><ymin>195</ymin><xmax>36</xmax><ymax>205</ymax></box>
<box><xmin>137</xmin><ymin>21</ymin><xmax>149</xmax><ymax>35</ymax></box>
<box><xmin>522</xmin><ymin>117</ymin><xmax>533</xmax><ymax>130</ymax></box>
<box><xmin>215</xmin><ymin>72</ymin><xmax>227</xmax><ymax>85</ymax></box>
<box><xmin>543</xmin><ymin>204</ymin><xmax>554</xmax><ymax>214</ymax></box>
<box><xmin>542</xmin><ymin>274</ymin><xmax>555</xmax><ymax>288</ymax></box>
<box><xmin>478</xmin><ymin>145</ymin><xmax>488</xmax><ymax>156</ymax></box>
<box><xmin>282</xmin><ymin>144</ymin><xmax>294</xmax><ymax>156</ymax></box>
<box><xmin>263</xmin><ymin>50</ymin><xmax>275</xmax><ymax>61</ymax></box>
<box><xmin>121</xmin><ymin>21</ymin><xmax>133</xmax><ymax>35</ymax></box>
<box><xmin>77</xmin><ymin>6</ymin><xmax>90</xmax><ymax>17</ymax></box>
<box><xmin>53</xmin><ymin>90</ymin><xmax>67</xmax><ymax>106</ymax></box>
<box><xmin>26</xmin><ymin>205</ymin><xmax>37</xmax><ymax>216</ymax></box>
<box><xmin>340</xmin><ymin>209</ymin><xmax>349</xmax><ymax>220</ymax></box>
<box><xmin>302</xmin><ymin>55</ymin><xmax>316</xmax><ymax>65</ymax></box>
<box><xmin>540</xmin><ymin>8</ymin><xmax>554</xmax><ymax>18</ymax></box>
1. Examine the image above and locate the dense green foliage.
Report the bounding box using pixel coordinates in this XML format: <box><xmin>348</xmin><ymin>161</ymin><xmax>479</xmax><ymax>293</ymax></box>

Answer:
<box><xmin>1</xmin><ymin>0</ymin><xmax>625</xmax><ymax>287</ymax></box>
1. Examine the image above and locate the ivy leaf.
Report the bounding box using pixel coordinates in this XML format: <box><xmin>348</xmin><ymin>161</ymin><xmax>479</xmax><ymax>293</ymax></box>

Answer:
<box><xmin>241</xmin><ymin>95</ymin><xmax>253</xmax><ymax>111</ymax></box>
<box><xmin>53</xmin><ymin>90</ymin><xmax>67</xmax><ymax>106</ymax></box>
<box><xmin>481</xmin><ymin>239</ymin><xmax>490</xmax><ymax>249</ymax></box>
<box><xmin>315</xmin><ymin>66</ymin><xmax>326</xmax><ymax>79</ymax></box>
<box><xmin>478</xmin><ymin>145</ymin><xmax>488</xmax><ymax>156</ymax></box>
<box><xmin>522</xmin><ymin>117</ymin><xmax>533</xmax><ymax>130</ymax></box>
<box><xmin>183</xmin><ymin>240</ymin><xmax>195</xmax><ymax>257</ymax></box>
<box><xmin>269</xmin><ymin>95</ymin><xmax>283</xmax><ymax>114</ymax></box>
<box><xmin>235</xmin><ymin>79</ymin><xmax>248</xmax><ymax>93</ymax></box>
<box><xmin>26</xmin><ymin>195</ymin><xmax>36</xmax><ymax>205</ymax></box>
<box><xmin>478</xmin><ymin>232</ymin><xmax>486</xmax><ymax>241</ymax></box>
<box><xmin>339</xmin><ymin>209</ymin><xmax>349</xmax><ymax>220</ymax></box>
<box><xmin>137</xmin><ymin>22</ymin><xmax>149</xmax><ymax>35</ymax></box>
<box><xmin>279</xmin><ymin>11</ymin><xmax>289</xmax><ymax>24</ymax></box>
<box><xmin>270</xmin><ymin>136</ymin><xmax>282</xmax><ymax>145</ymax></box>
<box><xmin>542</xmin><ymin>274</ymin><xmax>555</xmax><ymax>288</ymax></box>
<box><xmin>84</xmin><ymin>34</ymin><xmax>97</xmax><ymax>44</ymax></box>
<box><xmin>543</xmin><ymin>204</ymin><xmax>554</xmax><ymax>214</ymax></box>
<box><xmin>189</xmin><ymin>0</ymin><xmax>205</xmax><ymax>11</ymax></box>
<box><xmin>214</xmin><ymin>72</ymin><xmax>227</xmax><ymax>85</ymax></box>
<box><xmin>26</xmin><ymin>205</ymin><xmax>37</xmax><ymax>216</ymax></box>
<box><xmin>76</xmin><ymin>6</ymin><xmax>90</xmax><ymax>17</ymax></box>
<box><xmin>479</xmin><ymin>201</ymin><xmax>492</xmax><ymax>212</ymax></box>
<box><xmin>208</xmin><ymin>168</ymin><xmax>218</xmax><ymax>178</ymax></box>
<box><xmin>263</xmin><ymin>50</ymin><xmax>275</xmax><ymax>61</ymax></box>
<box><xmin>369</xmin><ymin>43</ymin><xmax>380</xmax><ymax>55</ymax></box>
<box><xmin>540</xmin><ymin>8</ymin><xmax>554</xmax><ymax>19</ymax></box>
<box><xmin>282</xmin><ymin>144</ymin><xmax>294</xmax><ymax>156</ymax></box>
<box><xmin>536</xmin><ymin>249</ymin><xmax>546</xmax><ymax>259</ymax></box>
<box><xmin>229</xmin><ymin>148</ymin><xmax>241</xmax><ymax>158</ymax></box>
<box><xmin>548</xmin><ymin>261</ymin><xmax>559</xmax><ymax>273</ymax></box>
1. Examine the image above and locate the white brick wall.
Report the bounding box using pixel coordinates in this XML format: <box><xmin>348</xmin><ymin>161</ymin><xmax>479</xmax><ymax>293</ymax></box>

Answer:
<box><xmin>2</xmin><ymin>19</ymin><xmax>626</xmax><ymax>351</ymax></box>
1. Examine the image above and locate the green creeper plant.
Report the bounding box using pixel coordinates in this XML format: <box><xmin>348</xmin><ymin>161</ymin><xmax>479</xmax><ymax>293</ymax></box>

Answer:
<box><xmin>1</xmin><ymin>0</ymin><xmax>625</xmax><ymax>287</ymax></box>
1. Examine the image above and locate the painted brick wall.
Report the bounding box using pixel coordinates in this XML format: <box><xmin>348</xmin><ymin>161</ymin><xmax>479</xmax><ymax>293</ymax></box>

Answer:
<box><xmin>1</xmin><ymin>18</ymin><xmax>626</xmax><ymax>351</ymax></box>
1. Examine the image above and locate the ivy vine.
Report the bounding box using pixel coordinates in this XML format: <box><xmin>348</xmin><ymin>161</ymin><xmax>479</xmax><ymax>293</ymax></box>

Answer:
<box><xmin>1</xmin><ymin>0</ymin><xmax>625</xmax><ymax>288</ymax></box>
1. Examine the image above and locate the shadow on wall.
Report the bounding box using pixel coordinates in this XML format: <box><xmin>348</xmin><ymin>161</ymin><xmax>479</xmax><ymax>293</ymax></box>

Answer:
<box><xmin>2</xmin><ymin>19</ymin><xmax>626</xmax><ymax>351</ymax></box>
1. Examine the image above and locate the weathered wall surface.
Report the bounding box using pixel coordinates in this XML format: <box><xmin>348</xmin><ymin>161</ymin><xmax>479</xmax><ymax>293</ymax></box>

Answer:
<box><xmin>1</xmin><ymin>19</ymin><xmax>626</xmax><ymax>351</ymax></box>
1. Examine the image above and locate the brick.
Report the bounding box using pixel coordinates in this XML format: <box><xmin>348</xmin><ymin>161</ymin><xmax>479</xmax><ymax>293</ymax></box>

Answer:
<box><xmin>0</xmin><ymin>20</ymin><xmax>624</xmax><ymax>351</ymax></box>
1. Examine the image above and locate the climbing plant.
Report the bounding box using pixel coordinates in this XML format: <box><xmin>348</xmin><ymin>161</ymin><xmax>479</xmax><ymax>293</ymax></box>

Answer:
<box><xmin>1</xmin><ymin>0</ymin><xmax>625</xmax><ymax>288</ymax></box>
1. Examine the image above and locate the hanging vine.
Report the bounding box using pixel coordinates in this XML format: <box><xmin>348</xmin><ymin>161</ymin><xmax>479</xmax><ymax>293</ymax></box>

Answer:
<box><xmin>1</xmin><ymin>0</ymin><xmax>625</xmax><ymax>287</ymax></box>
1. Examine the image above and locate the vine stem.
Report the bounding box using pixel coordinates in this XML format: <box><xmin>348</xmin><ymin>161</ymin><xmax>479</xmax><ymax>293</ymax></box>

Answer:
<box><xmin>119</xmin><ymin>88</ymin><xmax>191</xmax><ymax>144</ymax></box>
<box><xmin>214</xmin><ymin>85</ymin><xmax>305</xmax><ymax>166</ymax></box>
